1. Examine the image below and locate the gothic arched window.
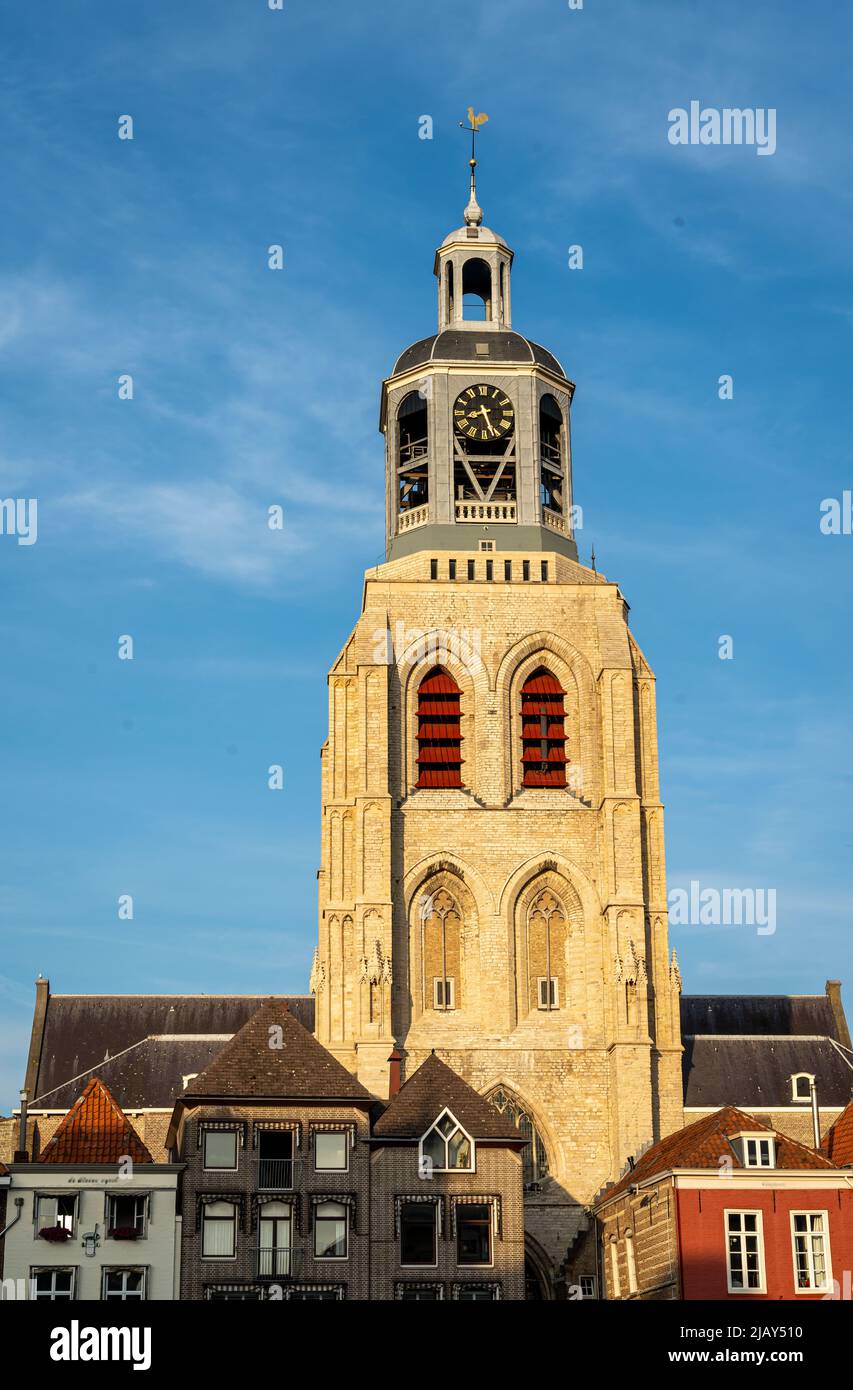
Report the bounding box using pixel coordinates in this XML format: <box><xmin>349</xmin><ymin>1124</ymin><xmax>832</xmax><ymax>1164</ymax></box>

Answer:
<box><xmin>526</xmin><ymin>889</ymin><xmax>567</xmax><ymax>1013</ymax></box>
<box><xmin>487</xmin><ymin>1089</ymin><xmax>550</xmax><ymax>1186</ymax></box>
<box><xmin>539</xmin><ymin>394</ymin><xmax>564</xmax><ymax>516</ymax></box>
<box><xmin>421</xmin><ymin>887</ymin><xmax>462</xmax><ymax>1010</ymax></box>
<box><xmin>520</xmin><ymin>668</ymin><xmax>567</xmax><ymax>787</ymax></box>
<box><xmin>416</xmin><ymin>668</ymin><xmax>463</xmax><ymax>788</ymax></box>
<box><xmin>398</xmin><ymin>390</ymin><xmax>429</xmax><ymax>514</ymax></box>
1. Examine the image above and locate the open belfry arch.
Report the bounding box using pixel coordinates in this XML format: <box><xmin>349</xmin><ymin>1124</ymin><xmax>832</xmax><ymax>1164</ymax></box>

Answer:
<box><xmin>314</xmin><ymin>125</ymin><xmax>683</xmax><ymax>1292</ymax></box>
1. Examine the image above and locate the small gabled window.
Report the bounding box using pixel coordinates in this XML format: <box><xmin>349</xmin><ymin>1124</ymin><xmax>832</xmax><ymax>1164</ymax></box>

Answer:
<box><xmin>419</xmin><ymin>1109</ymin><xmax>473</xmax><ymax>1173</ymax></box>
<box><xmin>742</xmin><ymin>1136</ymin><xmax>775</xmax><ymax>1169</ymax></box>
<box><xmin>791</xmin><ymin>1073</ymin><xmax>814</xmax><ymax>1103</ymax></box>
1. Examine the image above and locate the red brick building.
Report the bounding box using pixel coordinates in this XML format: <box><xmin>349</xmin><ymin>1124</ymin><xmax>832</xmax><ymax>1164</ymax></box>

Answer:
<box><xmin>596</xmin><ymin>1106</ymin><xmax>853</xmax><ymax>1300</ymax></box>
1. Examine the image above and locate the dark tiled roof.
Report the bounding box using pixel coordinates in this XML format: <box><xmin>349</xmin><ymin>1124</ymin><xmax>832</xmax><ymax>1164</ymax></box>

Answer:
<box><xmin>32</xmin><ymin>994</ymin><xmax>314</xmax><ymax>1107</ymax></box>
<box><xmin>373</xmin><ymin>1054</ymin><xmax>521</xmax><ymax>1141</ymax></box>
<box><xmin>391</xmin><ymin>331</ymin><xmax>567</xmax><ymax>379</ymax></box>
<box><xmin>34</xmin><ymin>1037</ymin><xmax>236</xmax><ymax>1111</ymax></box>
<box><xmin>681</xmin><ymin>994</ymin><xmax>839</xmax><ymax>1039</ymax></box>
<box><xmin>822</xmin><ymin>1099</ymin><xmax>853</xmax><ymax>1166</ymax></box>
<box><xmin>184</xmin><ymin>1001</ymin><xmax>373</xmax><ymax>1103</ymax></box>
<box><xmin>601</xmin><ymin>1106</ymin><xmax>837</xmax><ymax>1204</ymax></box>
<box><xmin>682</xmin><ymin>1036</ymin><xmax>853</xmax><ymax>1108</ymax></box>
<box><xmin>38</xmin><ymin>1077</ymin><xmax>152</xmax><ymax>1165</ymax></box>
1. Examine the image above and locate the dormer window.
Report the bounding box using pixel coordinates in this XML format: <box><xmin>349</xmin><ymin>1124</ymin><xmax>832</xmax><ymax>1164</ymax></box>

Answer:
<box><xmin>741</xmin><ymin>1135</ymin><xmax>775</xmax><ymax>1168</ymax></box>
<box><xmin>791</xmin><ymin>1073</ymin><xmax>814</xmax><ymax>1103</ymax></box>
<box><xmin>419</xmin><ymin>1109</ymin><xmax>474</xmax><ymax>1173</ymax></box>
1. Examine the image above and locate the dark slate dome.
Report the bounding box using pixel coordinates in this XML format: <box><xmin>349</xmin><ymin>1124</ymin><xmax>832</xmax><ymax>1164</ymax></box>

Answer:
<box><xmin>391</xmin><ymin>330</ymin><xmax>567</xmax><ymax>380</ymax></box>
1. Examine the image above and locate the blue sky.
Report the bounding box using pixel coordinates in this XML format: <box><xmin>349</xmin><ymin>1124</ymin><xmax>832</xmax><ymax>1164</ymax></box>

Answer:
<box><xmin>1</xmin><ymin>0</ymin><xmax>852</xmax><ymax>1108</ymax></box>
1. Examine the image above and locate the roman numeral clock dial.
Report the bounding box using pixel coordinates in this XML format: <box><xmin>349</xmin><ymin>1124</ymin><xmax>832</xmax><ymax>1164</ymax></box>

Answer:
<box><xmin>453</xmin><ymin>384</ymin><xmax>515</xmax><ymax>441</ymax></box>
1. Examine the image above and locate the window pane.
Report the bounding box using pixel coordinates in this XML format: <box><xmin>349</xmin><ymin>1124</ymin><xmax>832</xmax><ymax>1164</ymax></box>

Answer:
<box><xmin>422</xmin><ymin>1129</ymin><xmax>445</xmax><ymax>1169</ymax></box>
<box><xmin>315</xmin><ymin>1132</ymin><xmax>347</xmax><ymax>1171</ymax></box>
<box><xmin>204</xmin><ymin>1131</ymin><xmax>238</xmax><ymax>1169</ymax></box>
<box><xmin>315</xmin><ymin>1203</ymin><xmax>347</xmax><ymax>1259</ymax></box>
<box><xmin>457</xmin><ymin>1205</ymin><xmax>491</xmax><ymax>1264</ymax></box>
<box><xmin>448</xmin><ymin>1132</ymin><xmax>471</xmax><ymax>1169</ymax></box>
<box><xmin>202</xmin><ymin>1205</ymin><xmax>236</xmax><ymax>1258</ymax></box>
<box><xmin>400</xmin><ymin>1204</ymin><xmax>436</xmax><ymax>1265</ymax></box>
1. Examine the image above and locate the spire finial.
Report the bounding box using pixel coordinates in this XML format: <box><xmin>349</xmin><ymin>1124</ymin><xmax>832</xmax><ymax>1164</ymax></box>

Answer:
<box><xmin>459</xmin><ymin>107</ymin><xmax>488</xmax><ymax>226</ymax></box>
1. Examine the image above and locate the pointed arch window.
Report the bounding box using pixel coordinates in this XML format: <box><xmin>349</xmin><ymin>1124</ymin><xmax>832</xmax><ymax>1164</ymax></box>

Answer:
<box><xmin>416</xmin><ymin>668</ymin><xmax>463</xmax><ymax>788</ymax></box>
<box><xmin>521</xmin><ymin>668</ymin><xmax>566</xmax><ymax>787</ymax></box>
<box><xmin>486</xmin><ymin>1089</ymin><xmax>550</xmax><ymax>1186</ymax></box>
<box><xmin>421</xmin><ymin>888</ymin><xmax>462</xmax><ymax>1010</ymax></box>
<box><xmin>419</xmin><ymin>1110</ymin><xmax>473</xmax><ymax>1173</ymax></box>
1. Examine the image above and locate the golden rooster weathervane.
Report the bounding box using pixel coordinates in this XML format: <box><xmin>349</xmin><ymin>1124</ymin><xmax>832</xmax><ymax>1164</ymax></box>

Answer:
<box><xmin>459</xmin><ymin>108</ymin><xmax>489</xmax><ymax>226</ymax></box>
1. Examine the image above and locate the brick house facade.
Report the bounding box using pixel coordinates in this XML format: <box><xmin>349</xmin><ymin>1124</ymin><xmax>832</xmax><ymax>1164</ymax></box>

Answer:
<box><xmin>596</xmin><ymin>1106</ymin><xmax>853</xmax><ymax>1300</ymax></box>
<box><xmin>169</xmin><ymin>1002</ymin><xmax>526</xmax><ymax>1300</ymax></box>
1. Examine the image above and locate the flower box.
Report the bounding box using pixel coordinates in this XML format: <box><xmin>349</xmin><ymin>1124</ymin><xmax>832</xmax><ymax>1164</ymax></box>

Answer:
<box><xmin>108</xmin><ymin>1226</ymin><xmax>141</xmax><ymax>1241</ymax></box>
<box><xmin>39</xmin><ymin>1225</ymin><xmax>72</xmax><ymax>1243</ymax></box>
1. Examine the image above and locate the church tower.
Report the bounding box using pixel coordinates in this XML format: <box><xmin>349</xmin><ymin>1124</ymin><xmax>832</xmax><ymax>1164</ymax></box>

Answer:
<box><xmin>313</xmin><ymin>136</ymin><xmax>683</xmax><ymax>1292</ymax></box>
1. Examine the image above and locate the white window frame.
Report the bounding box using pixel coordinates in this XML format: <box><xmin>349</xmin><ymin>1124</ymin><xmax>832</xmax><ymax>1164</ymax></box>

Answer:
<box><xmin>742</xmin><ymin>1135</ymin><xmax>775</xmax><ymax>1169</ymax></box>
<box><xmin>537</xmin><ymin>976</ymin><xmax>559</xmax><ymax>1010</ymax></box>
<box><xmin>791</xmin><ymin>1073</ymin><xmax>814</xmax><ymax>1104</ymax></box>
<box><xmin>725</xmin><ymin>1209</ymin><xmax>766</xmax><ymax>1294</ymax></box>
<box><xmin>106</xmin><ymin>1191</ymin><xmax>148</xmax><ymax>1239</ymax></box>
<box><xmin>313</xmin><ymin>1201</ymin><xmax>349</xmax><ymax>1261</ymax></box>
<box><xmin>790</xmin><ymin>1210</ymin><xmax>833</xmax><ymax>1294</ymax></box>
<box><xmin>455</xmin><ymin>1201</ymin><xmax>494</xmax><ymax>1269</ymax></box>
<box><xmin>34</xmin><ymin>1192</ymin><xmax>78</xmax><ymax>1238</ymax></box>
<box><xmin>433</xmin><ymin>976</ymin><xmax>456</xmax><ymax>1010</ymax></box>
<box><xmin>202</xmin><ymin>1128</ymin><xmax>240</xmax><ymax>1173</ymax></box>
<box><xmin>418</xmin><ymin>1108</ymin><xmax>475</xmax><ymax>1174</ymax></box>
<box><xmin>313</xmin><ymin>1130</ymin><xmax>349</xmax><ymax>1174</ymax></box>
<box><xmin>30</xmin><ymin>1267</ymin><xmax>77</xmax><ymax>1300</ymax></box>
<box><xmin>101</xmin><ymin>1267</ymin><xmax>148</xmax><ymax>1300</ymax></box>
<box><xmin>201</xmin><ymin>1200</ymin><xmax>238</xmax><ymax>1261</ymax></box>
<box><xmin>579</xmin><ymin>1274</ymin><xmax>597</xmax><ymax>1299</ymax></box>
<box><xmin>399</xmin><ymin>1200</ymin><xmax>439</xmax><ymax>1270</ymax></box>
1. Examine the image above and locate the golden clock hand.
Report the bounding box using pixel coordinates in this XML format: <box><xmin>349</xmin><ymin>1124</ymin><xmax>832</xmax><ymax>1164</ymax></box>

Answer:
<box><xmin>477</xmin><ymin>405</ymin><xmax>496</xmax><ymax>435</ymax></box>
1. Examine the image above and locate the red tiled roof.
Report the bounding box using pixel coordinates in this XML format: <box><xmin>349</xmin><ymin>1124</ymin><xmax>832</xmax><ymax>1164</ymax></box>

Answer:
<box><xmin>38</xmin><ymin>1077</ymin><xmax>152</xmax><ymax>1165</ymax></box>
<box><xmin>599</xmin><ymin>1106</ymin><xmax>837</xmax><ymax>1204</ymax></box>
<box><xmin>822</xmin><ymin>1098</ymin><xmax>853</xmax><ymax>1166</ymax></box>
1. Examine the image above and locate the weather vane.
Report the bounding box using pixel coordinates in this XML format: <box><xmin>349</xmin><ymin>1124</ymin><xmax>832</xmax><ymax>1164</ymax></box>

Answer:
<box><xmin>459</xmin><ymin>107</ymin><xmax>489</xmax><ymax>226</ymax></box>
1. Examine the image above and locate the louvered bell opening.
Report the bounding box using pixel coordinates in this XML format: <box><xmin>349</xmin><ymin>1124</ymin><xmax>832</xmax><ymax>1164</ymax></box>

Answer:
<box><xmin>521</xmin><ymin>669</ymin><xmax>567</xmax><ymax>788</ymax></box>
<box><xmin>417</xmin><ymin>669</ymin><xmax>463</xmax><ymax>789</ymax></box>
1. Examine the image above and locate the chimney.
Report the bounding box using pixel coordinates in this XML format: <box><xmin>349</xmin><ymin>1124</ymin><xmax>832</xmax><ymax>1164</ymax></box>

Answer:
<box><xmin>387</xmin><ymin>1048</ymin><xmax>402</xmax><ymax>1099</ymax></box>
<box><xmin>14</xmin><ymin>1088</ymin><xmax>29</xmax><ymax>1163</ymax></box>
<box><xmin>826</xmin><ymin>980</ymin><xmax>852</xmax><ymax>1049</ymax></box>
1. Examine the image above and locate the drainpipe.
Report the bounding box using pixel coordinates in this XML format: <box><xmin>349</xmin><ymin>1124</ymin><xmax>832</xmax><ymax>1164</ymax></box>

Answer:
<box><xmin>0</xmin><ymin>1196</ymin><xmax>25</xmax><ymax>1242</ymax></box>
<box><xmin>810</xmin><ymin>1078</ymin><xmax>821</xmax><ymax>1150</ymax></box>
<box><xmin>13</xmin><ymin>1089</ymin><xmax>29</xmax><ymax>1162</ymax></box>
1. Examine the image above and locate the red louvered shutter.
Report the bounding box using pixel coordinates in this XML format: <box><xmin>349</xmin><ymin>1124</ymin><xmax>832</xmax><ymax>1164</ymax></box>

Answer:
<box><xmin>520</xmin><ymin>668</ymin><xmax>567</xmax><ymax>788</ymax></box>
<box><xmin>416</xmin><ymin>669</ymin><xmax>463</xmax><ymax>788</ymax></box>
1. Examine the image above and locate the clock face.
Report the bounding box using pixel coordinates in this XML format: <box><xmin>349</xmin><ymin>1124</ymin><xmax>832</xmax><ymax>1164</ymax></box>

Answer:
<box><xmin>453</xmin><ymin>384</ymin><xmax>515</xmax><ymax>442</ymax></box>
